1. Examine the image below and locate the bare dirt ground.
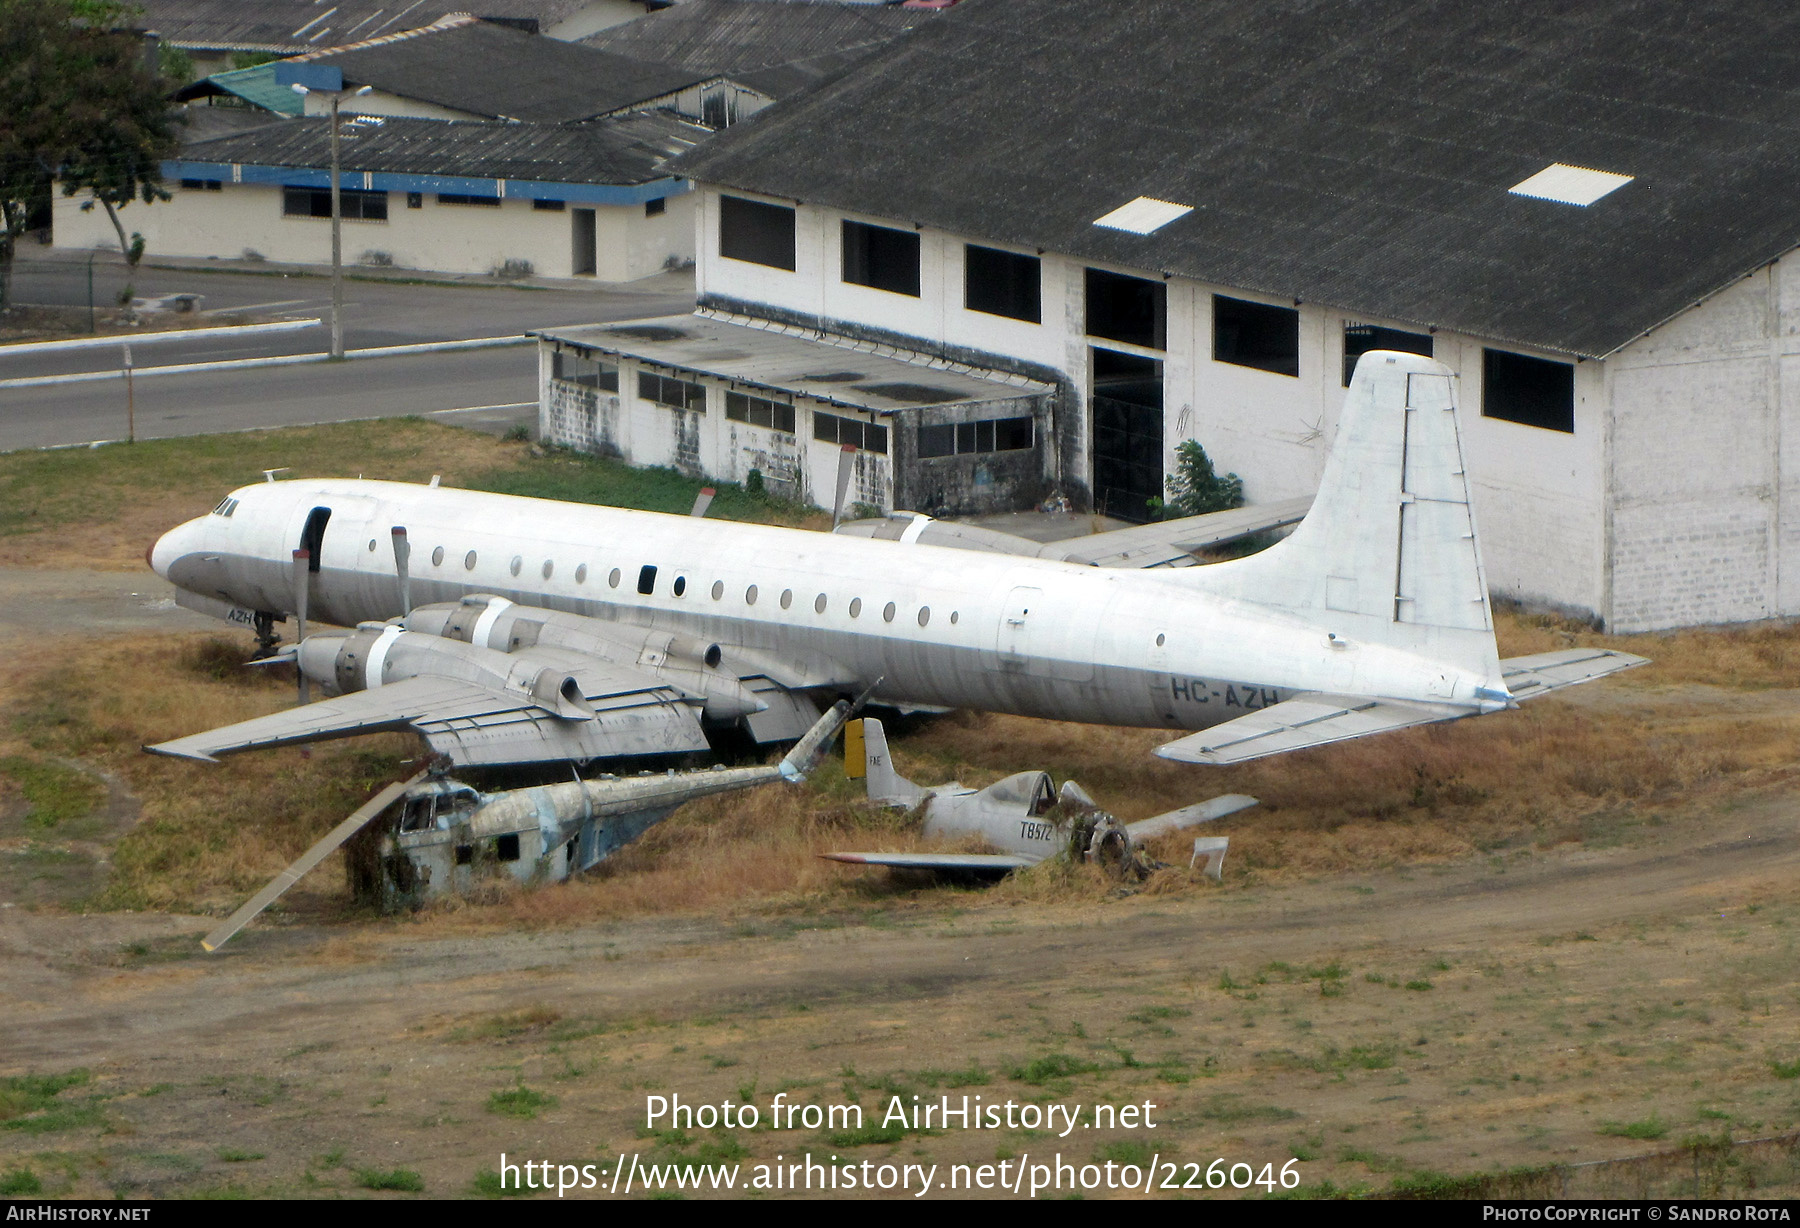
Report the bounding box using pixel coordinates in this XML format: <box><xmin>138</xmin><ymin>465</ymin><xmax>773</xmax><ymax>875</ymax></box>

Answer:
<box><xmin>1</xmin><ymin>431</ymin><xmax>1797</xmax><ymax>1199</ymax></box>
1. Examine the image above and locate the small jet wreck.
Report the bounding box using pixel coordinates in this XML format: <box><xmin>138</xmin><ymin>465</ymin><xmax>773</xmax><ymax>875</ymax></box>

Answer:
<box><xmin>200</xmin><ymin>696</ymin><xmax>858</xmax><ymax>951</ymax></box>
<box><xmin>821</xmin><ymin>718</ymin><xmax>1254</xmax><ymax>880</ymax></box>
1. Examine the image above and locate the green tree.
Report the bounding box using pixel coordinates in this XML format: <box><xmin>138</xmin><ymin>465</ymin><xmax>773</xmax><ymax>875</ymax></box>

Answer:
<box><xmin>1157</xmin><ymin>439</ymin><xmax>1244</xmax><ymax>518</ymax></box>
<box><xmin>0</xmin><ymin>0</ymin><xmax>180</xmax><ymax>310</ymax></box>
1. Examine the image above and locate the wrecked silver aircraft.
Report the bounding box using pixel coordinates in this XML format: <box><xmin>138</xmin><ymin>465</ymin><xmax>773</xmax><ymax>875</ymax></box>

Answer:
<box><xmin>821</xmin><ymin>718</ymin><xmax>1252</xmax><ymax>880</ymax></box>
<box><xmin>201</xmin><ymin>696</ymin><xmax>857</xmax><ymax>951</ymax></box>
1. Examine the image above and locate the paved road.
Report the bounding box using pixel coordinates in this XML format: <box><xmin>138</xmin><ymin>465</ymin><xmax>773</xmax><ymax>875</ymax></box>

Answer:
<box><xmin>1</xmin><ymin>249</ymin><xmax>692</xmax><ymax>379</ymax></box>
<box><xmin>1</xmin><ymin>251</ymin><xmax>694</xmax><ymax>450</ymax></box>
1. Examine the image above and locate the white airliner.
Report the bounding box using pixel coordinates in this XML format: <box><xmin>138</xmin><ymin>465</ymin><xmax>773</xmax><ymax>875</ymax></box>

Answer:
<box><xmin>145</xmin><ymin>351</ymin><xmax>1644</xmax><ymax>768</ymax></box>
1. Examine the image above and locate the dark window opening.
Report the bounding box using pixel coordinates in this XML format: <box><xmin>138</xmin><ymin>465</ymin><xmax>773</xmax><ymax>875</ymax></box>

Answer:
<box><xmin>917</xmin><ymin>416</ymin><xmax>1035</xmax><ymax>459</ymax></box>
<box><xmin>533</xmin><ymin>198</ymin><xmax>565</xmax><ymax>211</ymax></box>
<box><xmin>842</xmin><ymin>220</ymin><xmax>920</xmax><ymax>297</ymax></box>
<box><xmin>1086</xmin><ymin>268</ymin><xmax>1165</xmax><ymax>350</ymax></box>
<box><xmin>1343</xmin><ymin>323</ymin><xmax>1432</xmax><ymax>386</ymax></box>
<box><xmin>283</xmin><ymin>186</ymin><xmax>387</xmax><ymax>221</ymax></box>
<box><xmin>455</xmin><ymin>844</ymin><xmax>473</xmax><ymax>865</ymax></box>
<box><xmin>496</xmin><ymin>833</ymin><xmax>520</xmax><ymax>862</ymax></box>
<box><xmin>719</xmin><ymin>194</ymin><xmax>795</xmax><ymax>270</ymax></box>
<box><xmin>638</xmin><ymin>371</ymin><xmax>705</xmax><ymax>411</ymax></box>
<box><xmin>726</xmin><ymin>391</ymin><xmax>795</xmax><ymax>433</ymax></box>
<box><xmin>965</xmin><ymin>244</ymin><xmax>1040</xmax><ymax>323</ymax></box>
<box><xmin>406</xmin><ymin>191</ymin><xmax>422</xmax><ymax>209</ymax></box>
<box><xmin>437</xmin><ymin>192</ymin><xmax>500</xmax><ymax>207</ymax></box>
<box><xmin>180</xmin><ymin>177</ymin><xmax>221</xmax><ymax>191</ymax></box>
<box><xmin>300</xmin><ymin>506</ymin><xmax>331</xmax><ymax>572</ymax></box>
<box><xmin>645</xmin><ymin>197</ymin><xmax>666</xmax><ymax>217</ymax></box>
<box><xmin>1214</xmin><ymin>295</ymin><xmax>1299</xmax><ymax>377</ymax></box>
<box><xmin>637</xmin><ymin>564</ymin><xmax>657</xmax><ymax>595</ymax></box>
<box><xmin>552</xmin><ymin>348</ymin><xmax>618</xmax><ymax>392</ymax></box>
<box><xmin>814</xmin><ymin>410</ymin><xmax>888</xmax><ymax>454</ymax></box>
<box><xmin>1483</xmin><ymin>348</ymin><xmax>1574</xmax><ymax>433</ymax></box>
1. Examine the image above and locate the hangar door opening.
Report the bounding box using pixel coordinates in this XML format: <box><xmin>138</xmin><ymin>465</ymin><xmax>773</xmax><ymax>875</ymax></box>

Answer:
<box><xmin>1090</xmin><ymin>347</ymin><xmax>1163</xmax><ymax>523</ymax></box>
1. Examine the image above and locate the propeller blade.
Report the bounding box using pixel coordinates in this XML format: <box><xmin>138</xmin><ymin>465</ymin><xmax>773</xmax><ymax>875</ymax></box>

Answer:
<box><xmin>390</xmin><ymin>526</ymin><xmax>412</xmax><ymax>618</ymax></box>
<box><xmin>201</xmin><ymin>771</ymin><xmax>427</xmax><ymax>953</ymax></box>
<box><xmin>688</xmin><ymin>487</ymin><xmax>715</xmax><ymax>518</ymax></box>
<box><xmin>291</xmin><ymin>548</ymin><xmax>311</xmax><ymax>704</ymax></box>
<box><xmin>831</xmin><ymin>444</ymin><xmax>856</xmax><ymax>530</ymax></box>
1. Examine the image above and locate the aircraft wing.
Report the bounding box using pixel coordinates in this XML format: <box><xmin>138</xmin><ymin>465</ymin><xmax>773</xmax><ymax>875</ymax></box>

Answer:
<box><xmin>819</xmin><ymin>851</ymin><xmax>1037</xmax><ymax>871</ymax></box>
<box><xmin>1047</xmin><ymin>497</ymin><xmax>1314</xmax><ymax>568</ymax></box>
<box><xmin>1124</xmin><ymin>793</ymin><xmax>1258</xmax><ymax>839</ymax></box>
<box><xmin>834</xmin><ymin>497</ymin><xmax>1310</xmax><ymax>569</ymax></box>
<box><xmin>1153</xmin><ymin>694</ymin><xmax>1463</xmax><ymax>765</ymax></box>
<box><xmin>147</xmin><ymin>671</ymin><xmax>708</xmax><ymax>767</ymax></box>
<box><xmin>1501</xmin><ymin>648</ymin><xmax>1649</xmax><ymax>699</ymax></box>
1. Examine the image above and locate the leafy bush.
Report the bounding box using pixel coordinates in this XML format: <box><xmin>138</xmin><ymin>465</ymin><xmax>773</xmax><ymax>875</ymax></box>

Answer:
<box><xmin>1157</xmin><ymin>439</ymin><xmax>1243</xmax><ymax>518</ymax></box>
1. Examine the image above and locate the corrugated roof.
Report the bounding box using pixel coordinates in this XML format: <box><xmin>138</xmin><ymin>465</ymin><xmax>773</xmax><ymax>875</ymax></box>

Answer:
<box><xmin>185</xmin><ymin>63</ymin><xmax>304</xmax><ymax>116</ymax></box>
<box><xmin>539</xmin><ymin>313</ymin><xmax>1054</xmax><ymax>414</ymax></box>
<box><xmin>178</xmin><ymin>113</ymin><xmax>705</xmax><ymax>186</ymax></box>
<box><xmin>140</xmin><ymin>0</ymin><xmax>596</xmax><ymax>51</ymax></box>
<box><xmin>581</xmin><ymin>0</ymin><xmax>932</xmax><ymax>96</ymax></box>
<box><xmin>672</xmin><ymin>0</ymin><xmax>1800</xmax><ymax>359</ymax></box>
<box><xmin>293</xmin><ymin>19</ymin><xmax>710</xmax><ymax>122</ymax></box>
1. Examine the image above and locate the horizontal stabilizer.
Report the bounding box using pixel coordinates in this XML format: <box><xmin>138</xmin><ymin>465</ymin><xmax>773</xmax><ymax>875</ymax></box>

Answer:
<box><xmin>1502</xmin><ymin>648</ymin><xmax>1649</xmax><ymax>700</ymax></box>
<box><xmin>1125</xmin><ymin>793</ymin><xmax>1258</xmax><ymax>839</ymax></box>
<box><xmin>1155</xmin><ymin>694</ymin><xmax>1460</xmax><ymax>765</ymax></box>
<box><xmin>819</xmin><ymin>851</ymin><xmax>1035</xmax><ymax>872</ymax></box>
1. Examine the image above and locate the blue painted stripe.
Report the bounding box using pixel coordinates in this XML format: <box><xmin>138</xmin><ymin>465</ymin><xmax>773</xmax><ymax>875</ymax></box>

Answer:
<box><xmin>162</xmin><ymin>161</ymin><xmax>689</xmax><ymax>205</ymax></box>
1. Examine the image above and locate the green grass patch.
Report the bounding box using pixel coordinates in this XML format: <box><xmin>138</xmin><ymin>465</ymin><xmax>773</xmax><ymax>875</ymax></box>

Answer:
<box><xmin>823</xmin><ymin>1124</ymin><xmax>906</xmax><ymax>1148</ymax></box>
<box><xmin>471</xmin><ymin>1169</ymin><xmax>533</xmax><ymax>1198</ymax></box>
<box><xmin>1771</xmin><ymin>1059</ymin><xmax>1800</xmax><ymax>1079</ymax></box>
<box><xmin>0</xmin><ymin>756</ymin><xmax>105</xmax><ymax>829</ymax></box>
<box><xmin>1094</xmin><ymin>1140</ymin><xmax>1155</xmax><ymax>1165</ymax></box>
<box><xmin>1599</xmin><ymin>1116</ymin><xmax>1668</xmax><ymax>1141</ymax></box>
<box><xmin>464</xmin><ymin>450</ymin><xmax>824</xmax><ymax>528</ymax></box>
<box><xmin>216</xmin><ymin>1148</ymin><xmax>264</xmax><ymax>1163</ymax></box>
<box><xmin>0</xmin><ymin>1169</ymin><xmax>42</xmax><ymax>1195</ymax></box>
<box><xmin>1009</xmin><ymin>1053</ymin><xmax>1106</xmax><ymax>1085</ymax></box>
<box><xmin>0</xmin><ymin>1070</ymin><xmax>105</xmax><ymax>1135</ymax></box>
<box><xmin>487</xmin><ymin>1086</ymin><xmax>557</xmax><ymax>1119</ymax></box>
<box><xmin>356</xmin><ymin>1168</ymin><xmax>424</xmax><ymax>1192</ymax></box>
<box><xmin>1196</xmin><ymin>1094</ymin><xmax>1299</xmax><ymax>1125</ymax></box>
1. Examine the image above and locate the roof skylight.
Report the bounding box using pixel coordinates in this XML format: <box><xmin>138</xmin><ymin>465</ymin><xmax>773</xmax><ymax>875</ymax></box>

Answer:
<box><xmin>1093</xmin><ymin>196</ymin><xmax>1194</xmax><ymax>234</ymax></box>
<box><xmin>1508</xmin><ymin>163</ymin><xmax>1634</xmax><ymax>207</ymax></box>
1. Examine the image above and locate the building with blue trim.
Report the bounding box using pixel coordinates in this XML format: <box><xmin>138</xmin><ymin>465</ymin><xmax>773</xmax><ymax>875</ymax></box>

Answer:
<box><xmin>54</xmin><ymin>112</ymin><xmax>703</xmax><ymax>282</ymax></box>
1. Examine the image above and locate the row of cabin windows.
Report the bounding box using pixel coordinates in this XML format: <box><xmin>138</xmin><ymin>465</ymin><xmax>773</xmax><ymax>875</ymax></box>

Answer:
<box><xmin>419</xmin><ymin>544</ymin><xmax>957</xmax><ymax>627</ymax></box>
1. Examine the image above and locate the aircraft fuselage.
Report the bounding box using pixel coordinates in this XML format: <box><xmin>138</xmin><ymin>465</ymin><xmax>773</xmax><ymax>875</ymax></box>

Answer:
<box><xmin>151</xmin><ymin>478</ymin><xmax>1491</xmax><ymax>734</ymax></box>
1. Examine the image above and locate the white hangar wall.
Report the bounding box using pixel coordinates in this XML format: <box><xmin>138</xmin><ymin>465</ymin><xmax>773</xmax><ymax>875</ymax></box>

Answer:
<box><xmin>691</xmin><ymin>184</ymin><xmax>1612</xmax><ymax>625</ymax></box>
<box><xmin>54</xmin><ymin>182</ymin><xmax>693</xmax><ymax>282</ymax></box>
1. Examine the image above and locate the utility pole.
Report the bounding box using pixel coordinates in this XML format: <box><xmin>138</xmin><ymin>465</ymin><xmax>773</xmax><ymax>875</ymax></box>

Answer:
<box><xmin>329</xmin><ymin>91</ymin><xmax>344</xmax><ymax>359</ymax></box>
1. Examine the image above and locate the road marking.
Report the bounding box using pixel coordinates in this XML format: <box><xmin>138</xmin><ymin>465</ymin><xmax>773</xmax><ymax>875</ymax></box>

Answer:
<box><xmin>202</xmin><ymin>299</ymin><xmax>319</xmax><ymax>314</ymax></box>
<box><xmin>0</xmin><ymin>318</ymin><xmax>322</xmax><ymax>357</ymax></box>
<box><xmin>429</xmin><ymin>402</ymin><xmax>536</xmax><ymax>415</ymax></box>
<box><xmin>0</xmin><ymin>333</ymin><xmax>532</xmax><ymax>388</ymax></box>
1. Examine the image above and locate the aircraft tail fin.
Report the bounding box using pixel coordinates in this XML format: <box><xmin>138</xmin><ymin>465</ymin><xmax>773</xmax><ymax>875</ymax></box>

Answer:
<box><xmin>849</xmin><ymin>718</ymin><xmax>926</xmax><ymax>806</ymax></box>
<box><xmin>1184</xmin><ymin>351</ymin><xmax>1501</xmax><ymax>682</ymax></box>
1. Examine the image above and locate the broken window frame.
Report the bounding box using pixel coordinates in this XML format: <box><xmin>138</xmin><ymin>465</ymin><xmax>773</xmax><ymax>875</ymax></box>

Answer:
<box><xmin>1213</xmin><ymin>294</ymin><xmax>1300</xmax><ymax>377</ymax></box>
<box><xmin>813</xmin><ymin>410</ymin><xmax>889</xmax><ymax>455</ymax></box>
<box><xmin>1342</xmin><ymin>323</ymin><xmax>1433</xmax><ymax>386</ymax></box>
<box><xmin>637</xmin><ymin>371</ymin><xmax>706</xmax><ymax>412</ymax></box>
<box><xmin>964</xmin><ymin>244</ymin><xmax>1041</xmax><ymax>323</ymax></box>
<box><xmin>718</xmin><ymin>194</ymin><xmax>796</xmax><ymax>271</ymax></box>
<box><xmin>281</xmin><ymin>186</ymin><xmax>388</xmax><ymax>221</ymax></box>
<box><xmin>842</xmin><ymin>220</ymin><xmax>921</xmax><ymax>298</ymax></box>
<box><xmin>916</xmin><ymin>416</ymin><xmax>1035</xmax><ymax>459</ymax></box>
<box><xmin>552</xmin><ymin>347</ymin><xmax>619</xmax><ymax>392</ymax></box>
<box><xmin>725</xmin><ymin>390</ymin><xmax>796</xmax><ymax>433</ymax></box>
<box><xmin>1481</xmin><ymin>348</ymin><xmax>1575</xmax><ymax>434</ymax></box>
<box><xmin>1086</xmin><ymin>267</ymin><xmax>1166</xmax><ymax>350</ymax></box>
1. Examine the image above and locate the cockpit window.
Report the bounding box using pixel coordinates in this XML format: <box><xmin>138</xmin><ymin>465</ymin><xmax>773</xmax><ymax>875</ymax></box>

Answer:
<box><xmin>212</xmin><ymin>497</ymin><xmax>239</xmax><ymax>517</ymax></box>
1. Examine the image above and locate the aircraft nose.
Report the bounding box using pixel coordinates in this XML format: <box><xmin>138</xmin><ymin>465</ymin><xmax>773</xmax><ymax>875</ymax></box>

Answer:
<box><xmin>148</xmin><ymin>518</ymin><xmax>204</xmax><ymax>581</ymax></box>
